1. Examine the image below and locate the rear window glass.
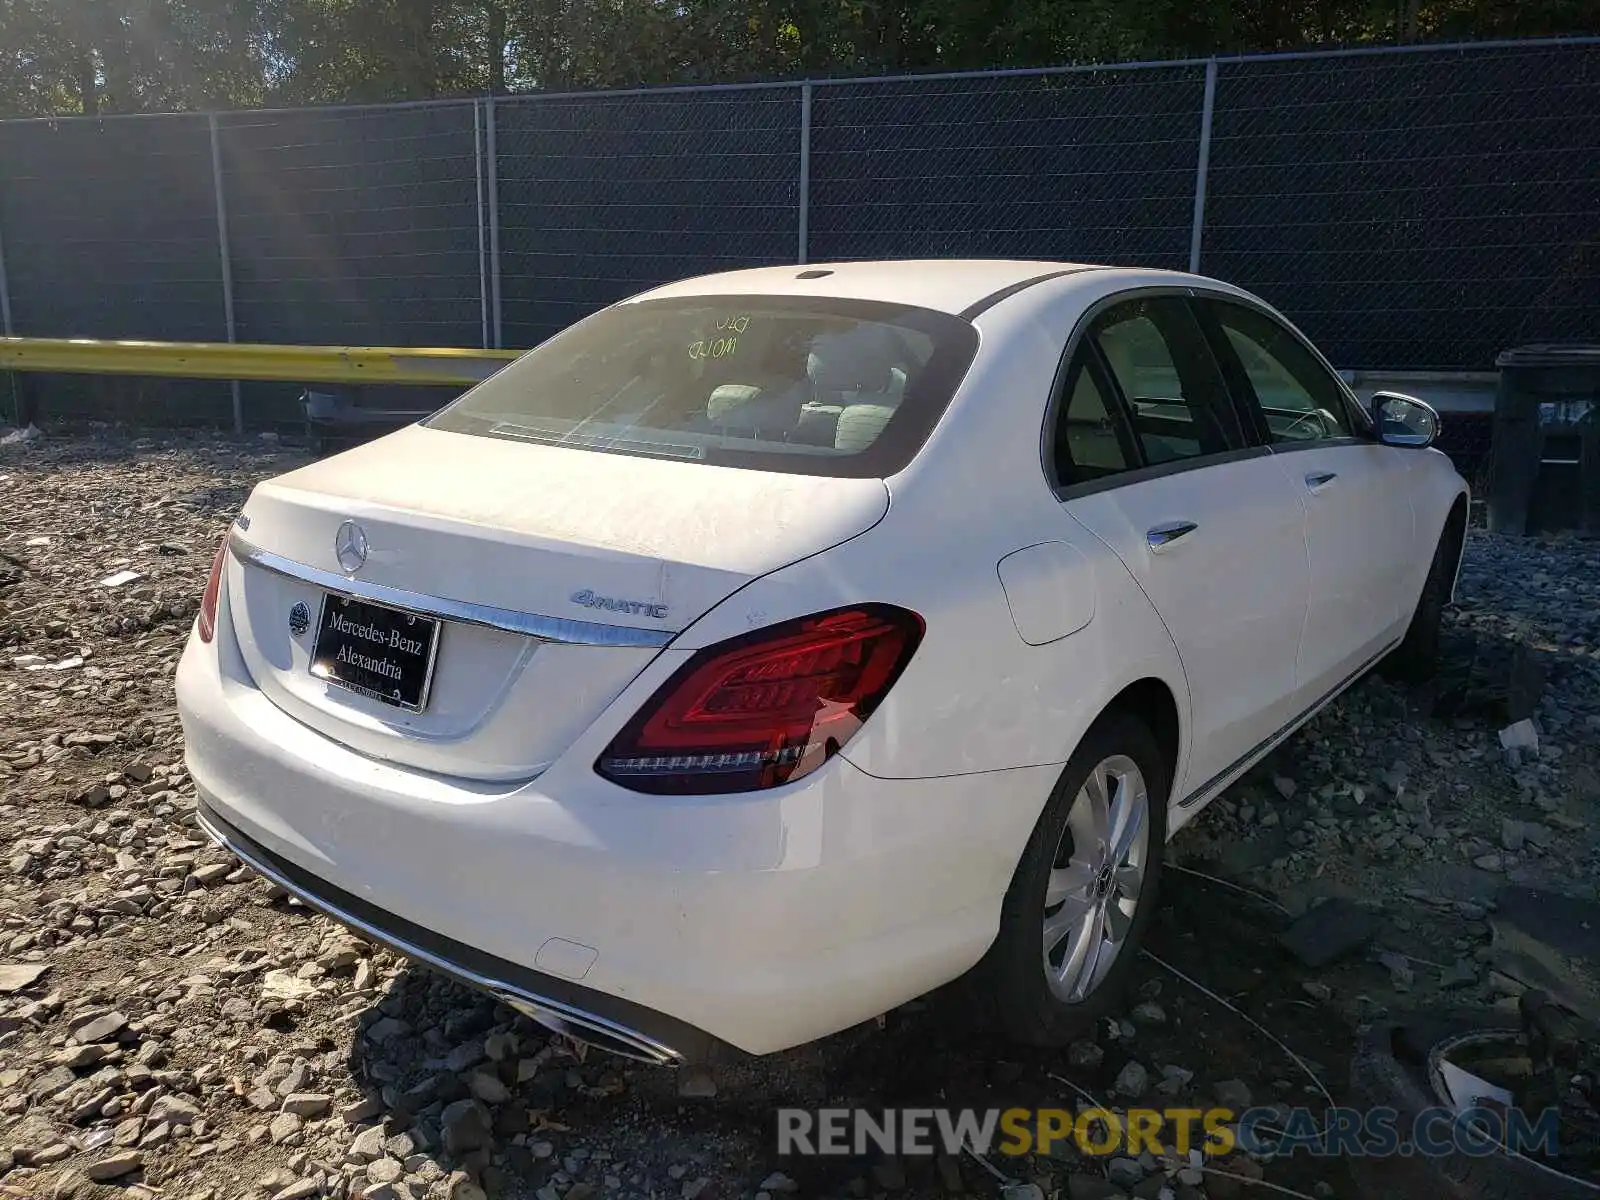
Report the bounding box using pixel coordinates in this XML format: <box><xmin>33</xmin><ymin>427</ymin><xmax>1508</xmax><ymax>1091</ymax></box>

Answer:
<box><xmin>424</xmin><ymin>295</ymin><xmax>979</xmax><ymax>478</ymax></box>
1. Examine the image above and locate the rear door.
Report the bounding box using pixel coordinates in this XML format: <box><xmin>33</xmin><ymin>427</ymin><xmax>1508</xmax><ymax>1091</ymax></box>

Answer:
<box><xmin>1194</xmin><ymin>295</ymin><xmax>1416</xmax><ymax>702</ymax></box>
<box><xmin>1050</xmin><ymin>294</ymin><xmax>1310</xmax><ymax>799</ymax></box>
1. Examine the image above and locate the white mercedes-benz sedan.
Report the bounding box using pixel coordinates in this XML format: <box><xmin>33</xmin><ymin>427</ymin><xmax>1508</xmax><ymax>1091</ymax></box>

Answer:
<box><xmin>177</xmin><ymin>260</ymin><xmax>1468</xmax><ymax>1067</ymax></box>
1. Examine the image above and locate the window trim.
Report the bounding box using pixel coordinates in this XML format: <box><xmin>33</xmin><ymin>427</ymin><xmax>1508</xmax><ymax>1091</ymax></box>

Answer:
<box><xmin>1041</xmin><ymin>286</ymin><xmax>1265</xmax><ymax>500</ymax></box>
<box><xmin>1054</xmin><ymin>444</ymin><xmax>1275</xmax><ymax>502</ymax></box>
<box><xmin>1049</xmin><ymin>341</ymin><xmax>1143</xmax><ymax>485</ymax></box>
<box><xmin>1188</xmin><ymin>290</ymin><xmax>1376</xmax><ymax>453</ymax></box>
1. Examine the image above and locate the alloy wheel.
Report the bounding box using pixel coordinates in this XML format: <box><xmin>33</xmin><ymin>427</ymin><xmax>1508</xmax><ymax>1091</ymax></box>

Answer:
<box><xmin>1041</xmin><ymin>754</ymin><xmax>1150</xmax><ymax>1003</ymax></box>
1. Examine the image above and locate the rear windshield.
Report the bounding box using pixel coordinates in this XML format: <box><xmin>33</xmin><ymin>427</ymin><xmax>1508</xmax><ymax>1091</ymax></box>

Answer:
<box><xmin>424</xmin><ymin>294</ymin><xmax>980</xmax><ymax>478</ymax></box>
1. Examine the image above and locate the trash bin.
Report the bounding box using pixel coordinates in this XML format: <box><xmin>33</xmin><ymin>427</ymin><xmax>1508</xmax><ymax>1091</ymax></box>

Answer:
<box><xmin>1487</xmin><ymin>344</ymin><xmax>1600</xmax><ymax>536</ymax></box>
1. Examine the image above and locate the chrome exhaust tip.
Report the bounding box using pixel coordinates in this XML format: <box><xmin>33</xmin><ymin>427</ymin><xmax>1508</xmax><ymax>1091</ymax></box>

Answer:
<box><xmin>495</xmin><ymin>994</ymin><xmax>681</xmax><ymax>1066</ymax></box>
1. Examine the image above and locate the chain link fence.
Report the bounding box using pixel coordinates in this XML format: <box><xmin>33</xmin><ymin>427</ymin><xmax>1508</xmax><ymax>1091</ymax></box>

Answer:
<box><xmin>494</xmin><ymin>85</ymin><xmax>802</xmax><ymax>348</ymax></box>
<box><xmin>808</xmin><ymin>65</ymin><xmax>1207</xmax><ymax>266</ymax></box>
<box><xmin>0</xmin><ymin>37</ymin><xmax>1594</xmax><ymax>429</ymax></box>
<box><xmin>217</xmin><ymin>103</ymin><xmax>484</xmax><ymax>348</ymax></box>
<box><xmin>1204</xmin><ymin>42</ymin><xmax>1600</xmax><ymax>372</ymax></box>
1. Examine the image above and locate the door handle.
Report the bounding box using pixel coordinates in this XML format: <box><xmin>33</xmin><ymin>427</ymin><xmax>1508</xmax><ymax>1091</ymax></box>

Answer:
<box><xmin>1147</xmin><ymin>521</ymin><xmax>1198</xmax><ymax>552</ymax></box>
<box><xmin>1305</xmin><ymin>471</ymin><xmax>1338</xmax><ymax>492</ymax></box>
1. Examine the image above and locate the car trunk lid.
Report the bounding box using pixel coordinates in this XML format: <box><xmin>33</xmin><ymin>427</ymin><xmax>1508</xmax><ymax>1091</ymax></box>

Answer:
<box><xmin>225</xmin><ymin>425</ymin><xmax>889</xmax><ymax>780</ymax></box>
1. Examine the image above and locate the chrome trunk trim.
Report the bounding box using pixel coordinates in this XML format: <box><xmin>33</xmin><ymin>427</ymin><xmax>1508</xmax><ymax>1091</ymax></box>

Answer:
<box><xmin>228</xmin><ymin>530</ymin><xmax>674</xmax><ymax>649</ymax></box>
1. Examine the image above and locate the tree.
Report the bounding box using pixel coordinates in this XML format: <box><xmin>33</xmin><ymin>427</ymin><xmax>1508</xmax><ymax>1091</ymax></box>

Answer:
<box><xmin>0</xmin><ymin>0</ymin><xmax>1593</xmax><ymax>117</ymax></box>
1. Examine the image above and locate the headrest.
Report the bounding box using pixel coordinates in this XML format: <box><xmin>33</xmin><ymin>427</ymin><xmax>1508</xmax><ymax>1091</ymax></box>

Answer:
<box><xmin>807</xmin><ymin>328</ymin><xmax>895</xmax><ymax>394</ymax></box>
<box><xmin>706</xmin><ymin>383</ymin><xmax>763</xmax><ymax>423</ymax></box>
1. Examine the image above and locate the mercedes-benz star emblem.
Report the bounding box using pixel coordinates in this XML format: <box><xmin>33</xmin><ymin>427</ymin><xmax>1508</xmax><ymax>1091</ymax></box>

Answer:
<box><xmin>334</xmin><ymin>520</ymin><xmax>368</xmax><ymax>573</ymax></box>
<box><xmin>288</xmin><ymin>601</ymin><xmax>311</xmax><ymax>636</ymax></box>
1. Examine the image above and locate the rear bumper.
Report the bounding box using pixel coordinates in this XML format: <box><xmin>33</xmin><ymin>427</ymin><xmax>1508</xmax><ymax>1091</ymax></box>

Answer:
<box><xmin>196</xmin><ymin>800</ymin><xmax>706</xmax><ymax>1064</ymax></box>
<box><xmin>176</xmin><ymin>606</ymin><xmax>1056</xmax><ymax>1057</ymax></box>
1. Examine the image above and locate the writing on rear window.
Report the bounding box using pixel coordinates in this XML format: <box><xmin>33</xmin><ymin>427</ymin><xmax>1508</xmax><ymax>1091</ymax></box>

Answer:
<box><xmin>689</xmin><ymin>336</ymin><xmax>741</xmax><ymax>361</ymax></box>
<box><xmin>687</xmin><ymin>314</ymin><xmax>752</xmax><ymax>361</ymax></box>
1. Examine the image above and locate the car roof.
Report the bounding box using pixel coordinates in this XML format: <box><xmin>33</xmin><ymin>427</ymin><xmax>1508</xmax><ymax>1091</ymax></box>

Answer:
<box><xmin>629</xmin><ymin>259</ymin><xmax>1211</xmax><ymax>317</ymax></box>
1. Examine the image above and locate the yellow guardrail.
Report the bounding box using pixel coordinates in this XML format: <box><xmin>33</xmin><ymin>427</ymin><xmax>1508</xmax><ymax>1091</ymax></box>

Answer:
<box><xmin>0</xmin><ymin>336</ymin><xmax>523</xmax><ymax>386</ymax></box>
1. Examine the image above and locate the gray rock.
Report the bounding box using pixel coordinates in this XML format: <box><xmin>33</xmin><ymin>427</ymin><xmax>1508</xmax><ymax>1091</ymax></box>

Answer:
<box><xmin>280</xmin><ymin>1092</ymin><xmax>332</xmax><ymax>1118</ymax></box>
<box><xmin>1109</xmin><ymin>1059</ymin><xmax>1148</xmax><ymax>1099</ymax></box>
<box><xmin>367</xmin><ymin>1158</ymin><xmax>405</xmax><ymax>1185</ymax></box>
<box><xmin>71</xmin><ymin>1010</ymin><xmax>128</xmax><ymax>1043</ymax></box>
<box><xmin>150</xmin><ymin>1095</ymin><xmax>200</xmax><ymax>1124</ymax></box>
<box><xmin>1067</xmin><ymin>1040</ymin><xmax>1104</xmax><ymax>1069</ymax></box>
<box><xmin>1214</xmin><ymin>1078</ymin><xmax>1253</xmax><ymax>1108</ymax></box>
<box><xmin>30</xmin><ymin>1065</ymin><xmax>78</xmax><ymax>1102</ymax></box>
<box><xmin>1130</xmin><ymin>1001</ymin><xmax>1166</xmax><ymax>1025</ymax></box>
<box><xmin>1157</xmin><ymin>1063</ymin><xmax>1195</xmax><ymax>1094</ymax></box>
<box><xmin>467</xmin><ymin>1069</ymin><xmax>509</xmax><ymax>1105</ymax></box>
<box><xmin>1500</xmin><ymin>819</ymin><xmax>1526</xmax><ymax>852</ymax></box>
<box><xmin>443</xmin><ymin>1041</ymin><xmax>485</xmax><ymax>1072</ymax></box>
<box><xmin>348</xmin><ymin>1125</ymin><xmax>387</xmax><ymax>1162</ymax></box>
<box><xmin>760</xmin><ymin>1173</ymin><xmax>799</xmax><ymax>1193</ymax></box>
<box><xmin>269</xmin><ymin>1112</ymin><xmax>304</xmax><ymax>1143</ymax></box>
<box><xmin>57</xmin><ymin>1044</ymin><xmax>107</xmax><ymax>1068</ymax></box>
<box><xmin>341</xmin><ymin>1097</ymin><xmax>385</xmax><ymax>1125</ymax></box>
<box><xmin>84</xmin><ymin>1151</ymin><xmax>143</xmax><ymax>1181</ymax></box>
<box><xmin>247</xmin><ymin>1086</ymin><xmax>279</xmax><ymax>1111</ymax></box>
<box><xmin>366</xmin><ymin>1017</ymin><xmax>409</xmax><ymax>1043</ymax></box>
<box><xmin>483</xmin><ymin>1031</ymin><xmax>517</xmax><ymax>1062</ymax></box>
<box><xmin>0</xmin><ymin>962</ymin><xmax>51</xmax><ymax>993</ymax></box>
<box><xmin>1106</xmin><ymin>1157</ymin><xmax>1144</xmax><ymax>1188</ymax></box>
<box><xmin>440</xmin><ymin>1098</ymin><xmax>491</xmax><ymax>1155</ymax></box>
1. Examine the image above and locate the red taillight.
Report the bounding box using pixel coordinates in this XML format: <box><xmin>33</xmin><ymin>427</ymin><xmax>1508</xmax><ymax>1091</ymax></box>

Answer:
<box><xmin>197</xmin><ymin>538</ymin><xmax>229</xmax><ymax>644</ymax></box>
<box><xmin>597</xmin><ymin>605</ymin><xmax>924</xmax><ymax>794</ymax></box>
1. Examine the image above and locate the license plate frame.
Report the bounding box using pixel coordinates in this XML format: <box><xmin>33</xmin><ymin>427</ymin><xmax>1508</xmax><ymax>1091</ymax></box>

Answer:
<box><xmin>309</xmin><ymin>592</ymin><xmax>442</xmax><ymax>712</ymax></box>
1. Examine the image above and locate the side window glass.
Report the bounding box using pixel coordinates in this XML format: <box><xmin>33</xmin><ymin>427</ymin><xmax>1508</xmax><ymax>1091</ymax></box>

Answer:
<box><xmin>1053</xmin><ymin>349</ymin><xmax>1134</xmax><ymax>485</ymax></box>
<box><xmin>1090</xmin><ymin>297</ymin><xmax>1239</xmax><ymax>464</ymax></box>
<box><xmin>1211</xmin><ymin>302</ymin><xmax>1355</xmax><ymax>443</ymax></box>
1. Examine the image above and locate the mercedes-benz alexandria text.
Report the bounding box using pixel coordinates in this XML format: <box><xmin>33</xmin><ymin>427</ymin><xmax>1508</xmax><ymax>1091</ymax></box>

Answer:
<box><xmin>177</xmin><ymin>260</ymin><xmax>1468</xmax><ymax>1067</ymax></box>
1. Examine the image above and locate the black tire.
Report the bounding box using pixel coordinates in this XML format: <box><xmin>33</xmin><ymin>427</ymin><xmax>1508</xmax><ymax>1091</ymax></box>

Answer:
<box><xmin>1386</xmin><ymin>515</ymin><xmax>1460</xmax><ymax>682</ymax></box>
<box><xmin>977</xmin><ymin>710</ymin><xmax>1169</xmax><ymax>1046</ymax></box>
<box><xmin>1348</xmin><ymin>1013</ymin><xmax>1600</xmax><ymax>1200</ymax></box>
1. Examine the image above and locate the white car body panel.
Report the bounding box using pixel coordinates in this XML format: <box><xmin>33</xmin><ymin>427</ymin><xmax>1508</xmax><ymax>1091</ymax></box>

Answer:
<box><xmin>1061</xmin><ymin>457</ymin><xmax>1309</xmax><ymax>794</ymax></box>
<box><xmin>177</xmin><ymin>259</ymin><xmax>1469</xmax><ymax>1060</ymax></box>
<box><xmin>228</xmin><ymin>428</ymin><xmax>890</xmax><ymax>779</ymax></box>
<box><xmin>1272</xmin><ymin>441</ymin><xmax>1417</xmax><ymax>703</ymax></box>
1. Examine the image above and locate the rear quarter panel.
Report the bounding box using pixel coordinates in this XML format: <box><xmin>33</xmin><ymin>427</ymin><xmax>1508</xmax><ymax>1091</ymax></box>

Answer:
<box><xmin>671</xmin><ymin>281</ymin><xmax>1193</xmax><ymax>792</ymax></box>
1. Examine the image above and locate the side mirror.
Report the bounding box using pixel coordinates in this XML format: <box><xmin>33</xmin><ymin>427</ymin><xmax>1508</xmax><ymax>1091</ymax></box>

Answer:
<box><xmin>1372</xmin><ymin>391</ymin><xmax>1440</xmax><ymax>449</ymax></box>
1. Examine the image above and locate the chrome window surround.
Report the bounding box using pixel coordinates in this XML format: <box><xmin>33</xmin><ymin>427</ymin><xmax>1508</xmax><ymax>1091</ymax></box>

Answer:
<box><xmin>228</xmin><ymin>530</ymin><xmax>674</xmax><ymax>649</ymax></box>
<box><xmin>1038</xmin><ymin>283</ymin><xmax>1382</xmax><ymax>501</ymax></box>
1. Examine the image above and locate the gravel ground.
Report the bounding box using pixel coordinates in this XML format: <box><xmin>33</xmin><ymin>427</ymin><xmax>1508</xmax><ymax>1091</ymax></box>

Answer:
<box><xmin>3</xmin><ymin>426</ymin><xmax>1599</xmax><ymax>1200</ymax></box>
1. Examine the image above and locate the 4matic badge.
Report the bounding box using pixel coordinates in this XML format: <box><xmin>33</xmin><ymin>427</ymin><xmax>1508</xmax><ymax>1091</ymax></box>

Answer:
<box><xmin>570</xmin><ymin>590</ymin><xmax>669</xmax><ymax>620</ymax></box>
